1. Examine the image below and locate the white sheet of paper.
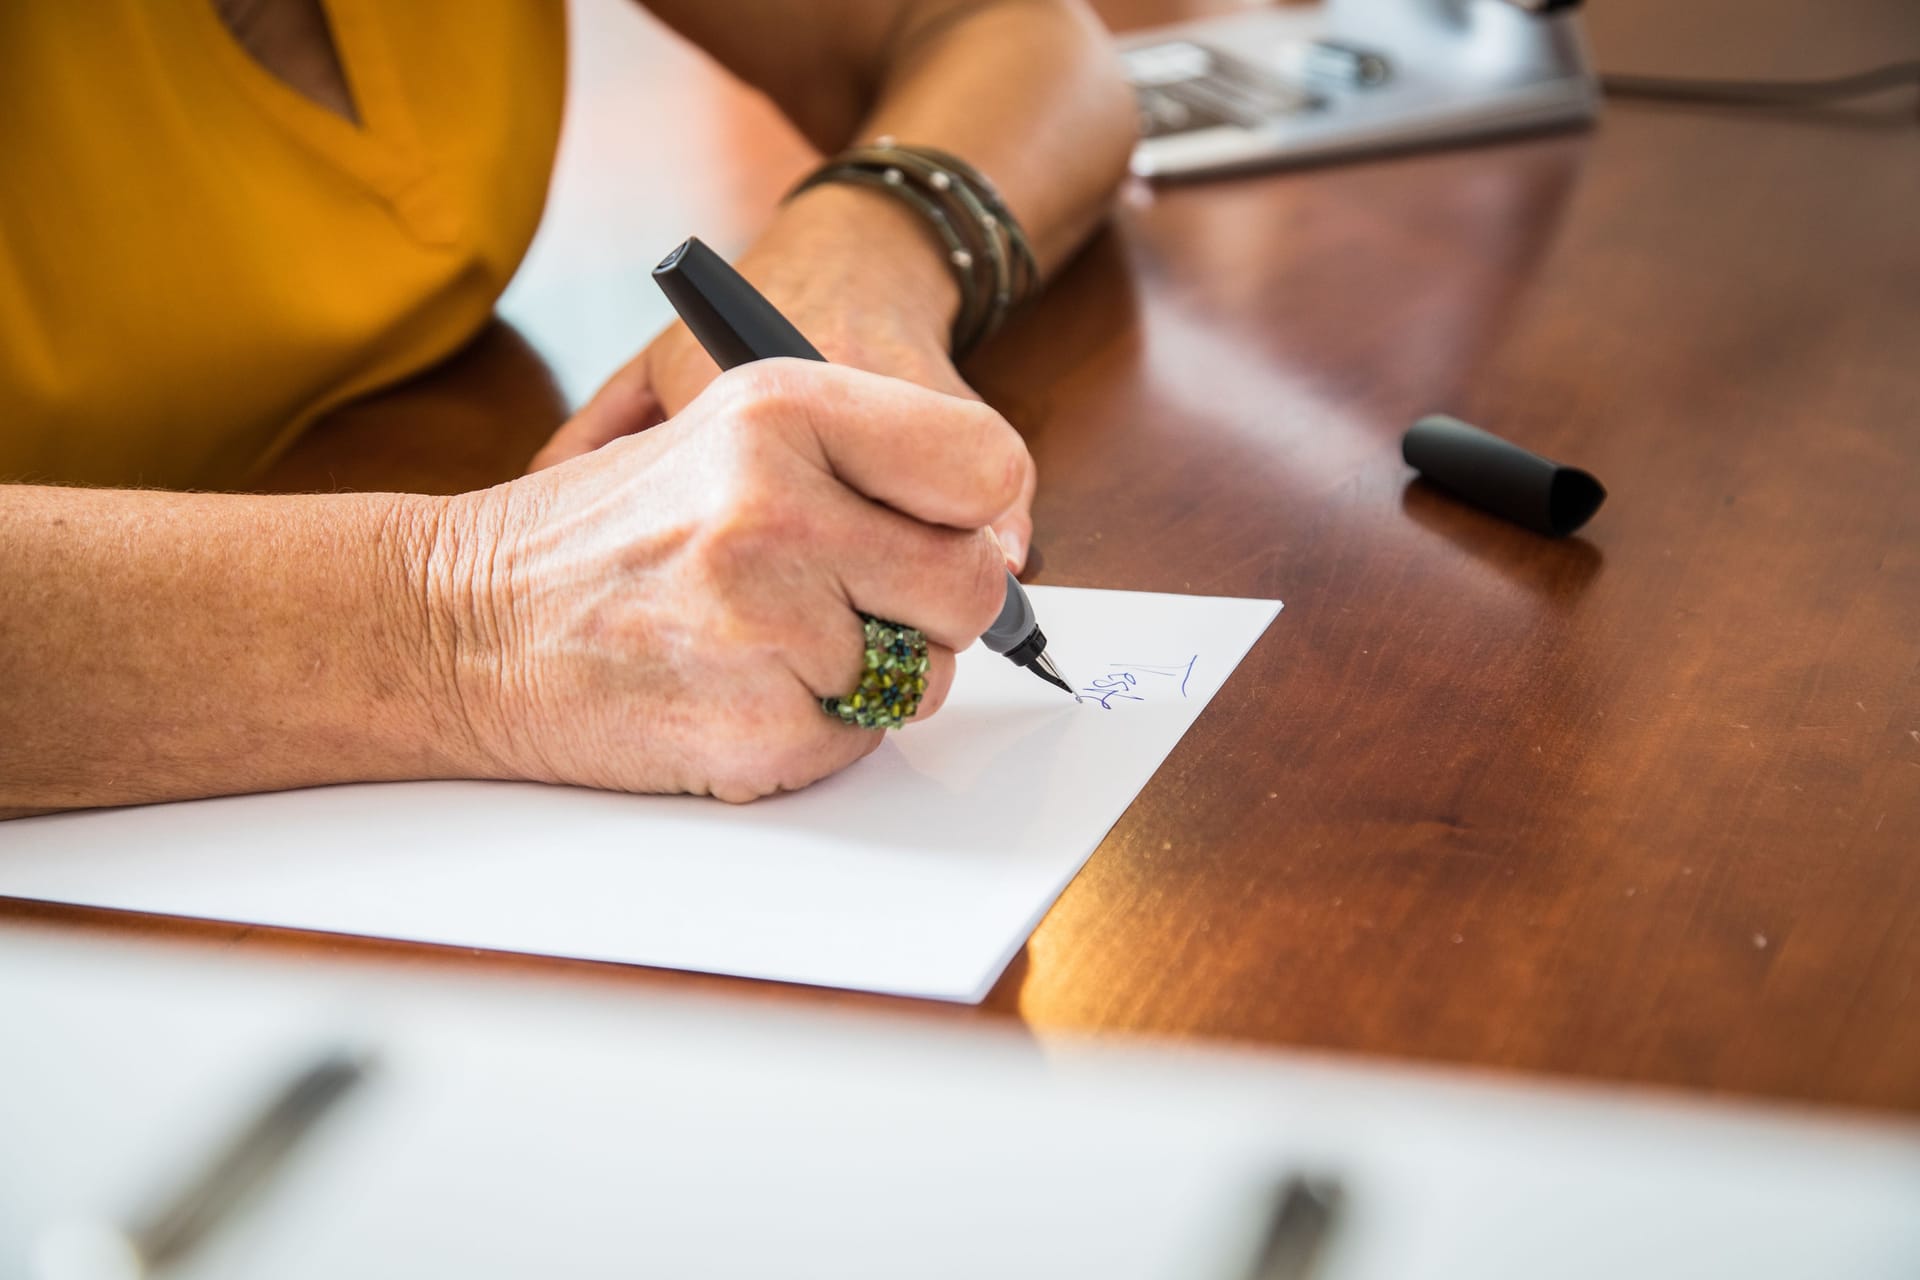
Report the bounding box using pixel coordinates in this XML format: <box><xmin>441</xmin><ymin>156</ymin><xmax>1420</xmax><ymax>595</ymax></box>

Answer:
<box><xmin>0</xmin><ymin>588</ymin><xmax>1279</xmax><ymax>1002</ymax></box>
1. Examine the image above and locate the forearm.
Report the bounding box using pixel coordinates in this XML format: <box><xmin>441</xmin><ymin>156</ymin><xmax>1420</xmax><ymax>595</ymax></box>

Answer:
<box><xmin>855</xmin><ymin>0</ymin><xmax>1138</xmax><ymax>274</ymax></box>
<box><xmin>0</xmin><ymin>485</ymin><xmax>472</xmax><ymax>817</ymax></box>
<box><xmin>648</xmin><ymin>0</ymin><xmax>1136</xmax><ymax>339</ymax></box>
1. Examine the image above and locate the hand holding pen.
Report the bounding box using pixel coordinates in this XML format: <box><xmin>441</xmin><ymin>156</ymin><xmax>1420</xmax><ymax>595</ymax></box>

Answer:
<box><xmin>423</xmin><ymin>336</ymin><xmax>1044</xmax><ymax>801</ymax></box>
<box><xmin>651</xmin><ymin>237</ymin><xmax>1072</xmax><ymax>700</ymax></box>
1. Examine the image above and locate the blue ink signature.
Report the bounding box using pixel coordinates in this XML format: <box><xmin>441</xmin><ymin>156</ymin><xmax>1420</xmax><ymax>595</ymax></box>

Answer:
<box><xmin>1076</xmin><ymin>656</ymin><xmax>1198</xmax><ymax>709</ymax></box>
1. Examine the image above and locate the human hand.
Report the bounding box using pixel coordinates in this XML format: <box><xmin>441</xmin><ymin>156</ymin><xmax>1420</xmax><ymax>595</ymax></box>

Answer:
<box><xmin>435</xmin><ymin>359</ymin><xmax>1033</xmax><ymax>802</ymax></box>
<box><xmin>527</xmin><ymin>187</ymin><xmax>1035</xmax><ymax>571</ymax></box>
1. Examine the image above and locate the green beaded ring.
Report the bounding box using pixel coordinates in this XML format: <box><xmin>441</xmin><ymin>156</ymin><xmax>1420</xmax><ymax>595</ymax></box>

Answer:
<box><xmin>823</xmin><ymin>614</ymin><xmax>932</xmax><ymax>730</ymax></box>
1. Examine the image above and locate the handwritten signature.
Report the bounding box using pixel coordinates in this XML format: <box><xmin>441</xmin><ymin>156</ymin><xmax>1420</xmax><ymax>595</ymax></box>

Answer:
<box><xmin>1076</xmin><ymin>656</ymin><xmax>1198</xmax><ymax>710</ymax></box>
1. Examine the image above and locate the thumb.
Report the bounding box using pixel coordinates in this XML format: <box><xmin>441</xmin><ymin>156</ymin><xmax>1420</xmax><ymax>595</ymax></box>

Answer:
<box><xmin>990</xmin><ymin>449</ymin><xmax>1037</xmax><ymax>573</ymax></box>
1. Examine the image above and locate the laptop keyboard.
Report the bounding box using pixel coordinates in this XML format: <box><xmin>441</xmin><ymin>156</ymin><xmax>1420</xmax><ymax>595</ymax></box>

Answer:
<box><xmin>1125</xmin><ymin>41</ymin><xmax>1325</xmax><ymax>138</ymax></box>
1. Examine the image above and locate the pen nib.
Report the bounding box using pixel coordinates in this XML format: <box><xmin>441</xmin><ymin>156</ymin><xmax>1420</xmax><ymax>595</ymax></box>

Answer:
<box><xmin>1030</xmin><ymin>652</ymin><xmax>1074</xmax><ymax>696</ymax></box>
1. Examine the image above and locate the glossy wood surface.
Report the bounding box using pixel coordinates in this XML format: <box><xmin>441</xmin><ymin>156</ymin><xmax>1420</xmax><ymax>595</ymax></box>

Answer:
<box><xmin>7</xmin><ymin>0</ymin><xmax>1917</xmax><ymax>1113</ymax></box>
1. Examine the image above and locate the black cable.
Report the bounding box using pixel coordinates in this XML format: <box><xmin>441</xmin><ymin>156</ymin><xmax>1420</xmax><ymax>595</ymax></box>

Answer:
<box><xmin>1599</xmin><ymin>60</ymin><xmax>1920</xmax><ymax>114</ymax></box>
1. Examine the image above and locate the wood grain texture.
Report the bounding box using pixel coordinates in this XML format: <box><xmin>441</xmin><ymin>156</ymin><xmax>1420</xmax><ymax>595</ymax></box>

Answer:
<box><xmin>7</xmin><ymin>0</ymin><xmax>1917</xmax><ymax>1112</ymax></box>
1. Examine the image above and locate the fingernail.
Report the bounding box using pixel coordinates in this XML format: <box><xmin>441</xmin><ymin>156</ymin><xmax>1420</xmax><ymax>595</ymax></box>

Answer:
<box><xmin>1000</xmin><ymin>531</ymin><xmax>1025</xmax><ymax>571</ymax></box>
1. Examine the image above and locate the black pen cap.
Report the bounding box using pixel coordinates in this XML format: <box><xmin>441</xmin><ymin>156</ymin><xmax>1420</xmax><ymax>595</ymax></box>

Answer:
<box><xmin>652</xmin><ymin>237</ymin><xmax>824</xmax><ymax>370</ymax></box>
<box><xmin>1401</xmin><ymin>415</ymin><xmax>1606</xmax><ymax>537</ymax></box>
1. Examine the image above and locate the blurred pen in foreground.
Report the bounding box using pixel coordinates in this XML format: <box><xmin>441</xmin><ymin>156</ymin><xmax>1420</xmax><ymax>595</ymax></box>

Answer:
<box><xmin>34</xmin><ymin>1046</ymin><xmax>372</xmax><ymax>1280</ymax></box>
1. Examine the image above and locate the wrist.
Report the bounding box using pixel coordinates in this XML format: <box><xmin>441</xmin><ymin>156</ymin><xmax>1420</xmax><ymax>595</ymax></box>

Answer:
<box><xmin>749</xmin><ymin>182</ymin><xmax>963</xmax><ymax>354</ymax></box>
<box><xmin>383</xmin><ymin>484</ymin><xmax>539</xmax><ymax>782</ymax></box>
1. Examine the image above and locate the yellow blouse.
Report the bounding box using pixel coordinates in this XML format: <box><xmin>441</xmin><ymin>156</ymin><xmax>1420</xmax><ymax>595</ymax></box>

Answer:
<box><xmin>0</xmin><ymin>0</ymin><xmax>565</xmax><ymax>489</ymax></box>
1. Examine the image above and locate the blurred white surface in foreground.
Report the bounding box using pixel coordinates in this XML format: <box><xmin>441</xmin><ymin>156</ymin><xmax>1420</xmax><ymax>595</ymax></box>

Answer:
<box><xmin>1</xmin><ymin>930</ymin><xmax>1915</xmax><ymax>1279</ymax></box>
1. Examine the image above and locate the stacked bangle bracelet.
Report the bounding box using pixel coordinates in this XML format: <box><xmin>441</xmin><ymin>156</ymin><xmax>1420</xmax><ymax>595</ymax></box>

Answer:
<box><xmin>787</xmin><ymin>137</ymin><xmax>1040</xmax><ymax>358</ymax></box>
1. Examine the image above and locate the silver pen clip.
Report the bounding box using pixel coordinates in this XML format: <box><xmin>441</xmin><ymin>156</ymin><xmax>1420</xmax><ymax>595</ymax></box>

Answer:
<box><xmin>1246</xmin><ymin>1174</ymin><xmax>1344</xmax><ymax>1280</ymax></box>
<box><xmin>35</xmin><ymin>1046</ymin><xmax>373</xmax><ymax>1280</ymax></box>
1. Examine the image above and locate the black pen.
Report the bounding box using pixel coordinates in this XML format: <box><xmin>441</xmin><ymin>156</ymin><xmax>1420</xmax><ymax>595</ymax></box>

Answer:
<box><xmin>652</xmin><ymin>236</ymin><xmax>1073</xmax><ymax>695</ymax></box>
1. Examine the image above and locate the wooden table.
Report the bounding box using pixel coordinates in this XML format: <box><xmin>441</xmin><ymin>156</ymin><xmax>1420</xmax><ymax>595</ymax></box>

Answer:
<box><xmin>8</xmin><ymin>0</ymin><xmax>1917</xmax><ymax>1115</ymax></box>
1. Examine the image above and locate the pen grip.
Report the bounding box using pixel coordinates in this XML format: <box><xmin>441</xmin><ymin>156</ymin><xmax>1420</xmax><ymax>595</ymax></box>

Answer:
<box><xmin>980</xmin><ymin>572</ymin><xmax>1034</xmax><ymax>656</ymax></box>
